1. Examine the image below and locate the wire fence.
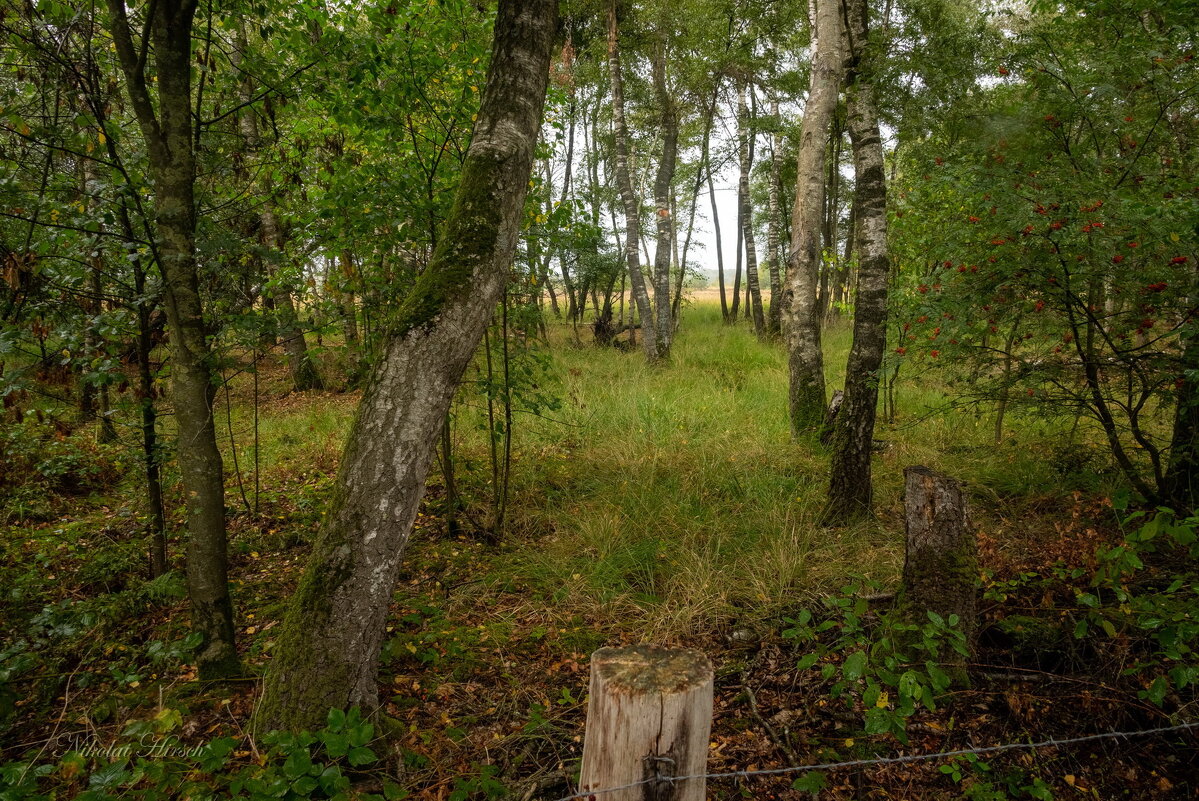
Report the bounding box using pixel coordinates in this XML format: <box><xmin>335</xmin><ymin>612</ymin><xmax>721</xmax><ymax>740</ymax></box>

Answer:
<box><xmin>553</xmin><ymin>720</ymin><xmax>1199</xmax><ymax>800</ymax></box>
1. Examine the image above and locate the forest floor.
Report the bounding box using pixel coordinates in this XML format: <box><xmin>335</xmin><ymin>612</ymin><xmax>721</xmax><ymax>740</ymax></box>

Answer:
<box><xmin>1</xmin><ymin>304</ymin><xmax>1196</xmax><ymax>799</ymax></box>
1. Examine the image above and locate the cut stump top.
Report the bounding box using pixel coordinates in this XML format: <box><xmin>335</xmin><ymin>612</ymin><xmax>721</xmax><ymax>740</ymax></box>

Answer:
<box><xmin>591</xmin><ymin>645</ymin><xmax>713</xmax><ymax>695</ymax></box>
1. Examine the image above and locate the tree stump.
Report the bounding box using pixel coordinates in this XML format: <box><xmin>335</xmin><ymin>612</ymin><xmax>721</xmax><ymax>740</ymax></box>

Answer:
<box><xmin>900</xmin><ymin>466</ymin><xmax>978</xmax><ymax>681</ymax></box>
<box><xmin>579</xmin><ymin>645</ymin><xmax>714</xmax><ymax>801</ymax></box>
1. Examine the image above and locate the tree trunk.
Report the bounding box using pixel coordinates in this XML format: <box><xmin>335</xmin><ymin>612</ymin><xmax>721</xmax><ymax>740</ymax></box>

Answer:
<box><xmin>559</xmin><ymin>93</ymin><xmax>580</xmax><ymax>321</ymax></box>
<box><xmin>766</xmin><ymin>100</ymin><xmax>784</xmax><ymax>338</ymax></box>
<box><xmin>830</xmin><ymin>201</ymin><xmax>855</xmax><ymax>310</ymax></box>
<box><xmin>731</xmin><ymin>200</ymin><xmax>743</xmax><ymax>322</ymax></box>
<box><xmin>1165</xmin><ymin>263</ymin><xmax>1199</xmax><ymax>513</ymax></box>
<box><xmin>899</xmin><ymin>466</ymin><xmax>977</xmax><ymax>684</ymax></box>
<box><xmin>823</xmin><ymin>0</ymin><xmax>890</xmax><ymax>524</ymax></box>
<box><xmin>254</xmin><ymin>0</ymin><xmax>555</xmax><ymax>732</ymax></box>
<box><xmin>650</xmin><ymin>31</ymin><xmax>677</xmax><ymax>360</ymax></box>
<box><xmin>608</xmin><ymin>1</ymin><xmax>658</xmax><ymax>363</ymax></box>
<box><xmin>709</xmin><ymin>160</ymin><xmax>729</xmax><ymax>322</ymax></box>
<box><xmin>673</xmin><ymin>86</ymin><xmax>716</xmax><ymax>322</ymax></box>
<box><xmin>336</xmin><ymin>250</ymin><xmax>362</xmax><ymax>380</ymax></box>
<box><xmin>818</xmin><ymin>117</ymin><xmax>842</xmax><ymax>320</ymax></box>
<box><xmin>579</xmin><ymin>645</ymin><xmax>714</xmax><ymax>801</ymax></box>
<box><xmin>106</xmin><ymin>0</ymin><xmax>240</xmax><ymax>680</ymax></box>
<box><xmin>739</xmin><ymin>82</ymin><xmax>765</xmax><ymax>338</ymax></box>
<box><xmin>260</xmin><ymin>208</ymin><xmax>324</xmax><ymax>391</ymax></box>
<box><xmin>782</xmin><ymin>0</ymin><xmax>841</xmax><ymax>435</ymax></box>
<box><xmin>134</xmin><ymin>256</ymin><xmax>168</xmax><ymax>579</ymax></box>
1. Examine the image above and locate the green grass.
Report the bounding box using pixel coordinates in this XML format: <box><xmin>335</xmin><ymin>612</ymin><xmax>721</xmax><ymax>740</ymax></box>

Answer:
<box><xmin>434</xmin><ymin>304</ymin><xmax>1092</xmax><ymax>639</ymax></box>
<box><xmin>199</xmin><ymin>302</ymin><xmax>1122</xmax><ymax>641</ymax></box>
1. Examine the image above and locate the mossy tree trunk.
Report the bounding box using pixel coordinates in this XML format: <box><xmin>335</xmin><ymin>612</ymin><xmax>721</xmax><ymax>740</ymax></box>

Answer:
<box><xmin>899</xmin><ymin>466</ymin><xmax>977</xmax><ymax>683</ymax></box>
<box><xmin>106</xmin><ymin>0</ymin><xmax>240</xmax><ymax>680</ymax></box>
<box><xmin>782</xmin><ymin>0</ymin><xmax>841</xmax><ymax>435</ymax></box>
<box><xmin>823</xmin><ymin>0</ymin><xmax>890</xmax><ymax>524</ymax></box>
<box><xmin>254</xmin><ymin>0</ymin><xmax>556</xmax><ymax>733</ymax></box>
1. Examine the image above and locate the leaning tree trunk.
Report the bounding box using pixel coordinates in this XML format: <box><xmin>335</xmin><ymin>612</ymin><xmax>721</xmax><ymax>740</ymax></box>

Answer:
<box><xmin>254</xmin><ymin>0</ymin><xmax>556</xmax><ymax>733</ymax></box>
<box><xmin>739</xmin><ymin>81</ymin><xmax>765</xmax><ymax>338</ymax></box>
<box><xmin>649</xmin><ymin>32</ymin><xmax>678</xmax><ymax>359</ymax></box>
<box><xmin>782</xmin><ymin>0</ymin><xmax>842</xmax><ymax>435</ymax></box>
<box><xmin>608</xmin><ymin>1</ymin><xmax>657</xmax><ymax>362</ymax></box>
<box><xmin>823</xmin><ymin>0</ymin><xmax>890</xmax><ymax>524</ymax></box>
<box><xmin>106</xmin><ymin>0</ymin><xmax>239</xmax><ymax>680</ymax></box>
<box><xmin>766</xmin><ymin>99</ymin><xmax>784</xmax><ymax>338</ymax></box>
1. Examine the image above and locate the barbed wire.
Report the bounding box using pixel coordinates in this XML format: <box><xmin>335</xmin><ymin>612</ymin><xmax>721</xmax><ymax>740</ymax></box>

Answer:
<box><xmin>552</xmin><ymin>720</ymin><xmax>1199</xmax><ymax>801</ymax></box>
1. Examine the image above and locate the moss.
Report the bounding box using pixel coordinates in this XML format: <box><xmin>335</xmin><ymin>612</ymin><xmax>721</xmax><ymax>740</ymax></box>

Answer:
<box><xmin>897</xmin><ymin>540</ymin><xmax>979</xmax><ymax>687</ymax></box>
<box><xmin>253</xmin><ymin>506</ymin><xmax>357</xmax><ymax>734</ymax></box>
<box><xmin>389</xmin><ymin>150</ymin><xmax>506</xmax><ymax>339</ymax></box>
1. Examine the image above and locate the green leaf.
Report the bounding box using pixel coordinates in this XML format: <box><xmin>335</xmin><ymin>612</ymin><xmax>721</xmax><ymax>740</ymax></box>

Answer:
<box><xmin>347</xmin><ymin>746</ymin><xmax>377</xmax><ymax>767</ymax></box>
<box><xmin>791</xmin><ymin>771</ymin><xmax>827</xmax><ymax>795</ymax></box>
<box><xmin>327</xmin><ymin>707</ymin><xmax>347</xmax><ymax>731</ymax></box>
<box><xmin>842</xmin><ymin>650</ymin><xmax>867</xmax><ymax>681</ymax></box>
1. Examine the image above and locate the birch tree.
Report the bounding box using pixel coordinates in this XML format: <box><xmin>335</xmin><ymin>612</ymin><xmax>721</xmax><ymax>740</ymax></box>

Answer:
<box><xmin>255</xmin><ymin>0</ymin><xmax>557</xmax><ymax>732</ymax></box>
<box><xmin>781</xmin><ymin>0</ymin><xmax>842</xmax><ymax>434</ymax></box>
<box><xmin>824</xmin><ymin>0</ymin><xmax>890</xmax><ymax>523</ymax></box>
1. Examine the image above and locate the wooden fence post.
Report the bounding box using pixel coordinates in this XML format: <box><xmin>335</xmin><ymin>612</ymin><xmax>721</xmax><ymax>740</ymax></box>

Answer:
<box><xmin>578</xmin><ymin>644</ymin><xmax>714</xmax><ymax>800</ymax></box>
<box><xmin>900</xmin><ymin>465</ymin><xmax>978</xmax><ymax>681</ymax></box>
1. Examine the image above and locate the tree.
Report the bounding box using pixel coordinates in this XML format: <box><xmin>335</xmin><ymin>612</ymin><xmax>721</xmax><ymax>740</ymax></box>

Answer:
<box><xmin>781</xmin><ymin>0</ymin><xmax>842</xmax><ymax>435</ymax></box>
<box><xmin>607</xmin><ymin>0</ymin><xmax>659</xmax><ymax>362</ymax></box>
<box><xmin>890</xmin><ymin>0</ymin><xmax>1199</xmax><ymax>510</ymax></box>
<box><xmin>823</xmin><ymin>0</ymin><xmax>891</xmax><ymax>524</ymax></box>
<box><xmin>649</xmin><ymin>14</ymin><xmax>678</xmax><ymax>359</ymax></box>
<box><xmin>737</xmin><ymin>81</ymin><xmax>765</xmax><ymax>338</ymax></box>
<box><xmin>105</xmin><ymin>0</ymin><xmax>240</xmax><ymax>680</ymax></box>
<box><xmin>255</xmin><ymin>0</ymin><xmax>557</xmax><ymax>732</ymax></box>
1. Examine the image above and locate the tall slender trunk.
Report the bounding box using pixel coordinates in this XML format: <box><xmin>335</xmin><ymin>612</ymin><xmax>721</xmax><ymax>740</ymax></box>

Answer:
<box><xmin>831</xmin><ymin>201</ymin><xmax>855</xmax><ymax>309</ymax></box>
<box><xmin>81</xmin><ymin>161</ymin><xmax>118</xmax><ymax>442</ymax></box>
<box><xmin>106</xmin><ymin>0</ymin><xmax>239</xmax><ymax>679</ymax></box>
<box><xmin>782</xmin><ymin>0</ymin><xmax>842</xmax><ymax>435</ymax></box>
<box><xmin>90</xmin><ymin>78</ymin><xmax>169</xmax><ymax>578</ymax></box>
<box><xmin>739</xmin><ymin>81</ymin><xmax>765</xmax><ymax>337</ymax></box>
<box><xmin>823</xmin><ymin>0</ymin><xmax>890</xmax><ymax>523</ymax></box>
<box><xmin>709</xmin><ymin>159</ymin><xmax>729</xmax><ymax>321</ymax></box>
<box><xmin>1165</xmin><ymin>262</ymin><xmax>1199</xmax><ymax>512</ymax></box>
<box><xmin>336</xmin><ymin>250</ymin><xmax>362</xmax><ymax>381</ymax></box>
<box><xmin>819</xmin><ymin>118</ymin><xmax>842</xmax><ymax>320</ymax></box>
<box><xmin>255</xmin><ymin>0</ymin><xmax>555</xmax><ymax>732</ymax></box>
<box><xmin>766</xmin><ymin>99</ymin><xmax>784</xmax><ymax>337</ymax></box>
<box><xmin>608</xmin><ymin>1</ymin><xmax>657</xmax><ymax>362</ymax></box>
<box><xmin>559</xmin><ymin>92</ymin><xmax>579</xmax><ymax>320</ymax></box>
<box><xmin>731</xmin><ymin>198</ymin><xmax>743</xmax><ymax>321</ymax></box>
<box><xmin>260</xmin><ymin>208</ymin><xmax>324</xmax><ymax>391</ymax></box>
<box><xmin>133</xmin><ymin>252</ymin><xmax>168</xmax><ymax>577</ymax></box>
<box><xmin>674</xmin><ymin>85</ymin><xmax>717</xmax><ymax>321</ymax></box>
<box><xmin>650</xmin><ymin>31</ymin><xmax>677</xmax><ymax>359</ymax></box>
<box><xmin>234</xmin><ymin>29</ymin><xmax>322</xmax><ymax>392</ymax></box>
